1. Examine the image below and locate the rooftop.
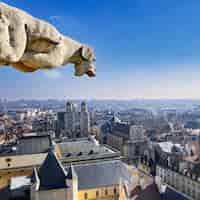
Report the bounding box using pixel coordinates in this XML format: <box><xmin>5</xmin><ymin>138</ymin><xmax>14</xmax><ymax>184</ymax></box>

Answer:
<box><xmin>161</xmin><ymin>186</ymin><xmax>192</xmax><ymax>200</ymax></box>
<box><xmin>67</xmin><ymin>160</ymin><xmax>132</xmax><ymax>190</ymax></box>
<box><xmin>57</xmin><ymin>137</ymin><xmax>120</xmax><ymax>163</ymax></box>
<box><xmin>0</xmin><ymin>133</ymin><xmax>52</xmax><ymax>156</ymax></box>
<box><xmin>130</xmin><ymin>183</ymin><xmax>191</xmax><ymax>200</ymax></box>
<box><xmin>36</xmin><ymin>151</ymin><xmax>67</xmax><ymax>190</ymax></box>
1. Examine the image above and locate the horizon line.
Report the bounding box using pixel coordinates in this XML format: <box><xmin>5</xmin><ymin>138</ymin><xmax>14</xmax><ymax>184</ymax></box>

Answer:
<box><xmin>2</xmin><ymin>98</ymin><xmax>200</xmax><ymax>102</ymax></box>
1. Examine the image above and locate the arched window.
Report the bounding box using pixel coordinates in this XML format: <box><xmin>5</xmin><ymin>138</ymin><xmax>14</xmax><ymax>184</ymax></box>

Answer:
<box><xmin>96</xmin><ymin>190</ymin><xmax>99</xmax><ymax>197</ymax></box>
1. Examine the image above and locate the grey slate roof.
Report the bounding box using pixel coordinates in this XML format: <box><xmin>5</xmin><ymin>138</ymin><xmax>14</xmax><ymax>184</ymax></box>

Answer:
<box><xmin>136</xmin><ymin>182</ymin><xmax>160</xmax><ymax>200</ymax></box>
<box><xmin>66</xmin><ymin>160</ymin><xmax>132</xmax><ymax>190</ymax></box>
<box><xmin>0</xmin><ymin>186</ymin><xmax>10</xmax><ymax>200</ymax></box>
<box><xmin>37</xmin><ymin>151</ymin><xmax>67</xmax><ymax>190</ymax></box>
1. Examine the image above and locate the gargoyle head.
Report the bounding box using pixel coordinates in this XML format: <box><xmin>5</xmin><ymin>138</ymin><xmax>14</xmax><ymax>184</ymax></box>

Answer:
<box><xmin>74</xmin><ymin>46</ymin><xmax>96</xmax><ymax>77</ymax></box>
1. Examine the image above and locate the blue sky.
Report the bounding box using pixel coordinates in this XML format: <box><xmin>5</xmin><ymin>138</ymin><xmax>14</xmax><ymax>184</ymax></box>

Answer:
<box><xmin>1</xmin><ymin>0</ymin><xmax>200</xmax><ymax>99</ymax></box>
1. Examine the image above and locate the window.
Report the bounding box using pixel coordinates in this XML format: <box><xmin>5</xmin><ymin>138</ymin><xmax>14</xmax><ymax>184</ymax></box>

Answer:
<box><xmin>105</xmin><ymin>189</ymin><xmax>108</xmax><ymax>196</ymax></box>
<box><xmin>114</xmin><ymin>188</ymin><xmax>117</xmax><ymax>194</ymax></box>
<box><xmin>96</xmin><ymin>191</ymin><xmax>99</xmax><ymax>197</ymax></box>
<box><xmin>84</xmin><ymin>192</ymin><xmax>88</xmax><ymax>199</ymax></box>
<box><xmin>5</xmin><ymin>158</ymin><xmax>12</xmax><ymax>162</ymax></box>
<box><xmin>88</xmin><ymin>150</ymin><xmax>94</xmax><ymax>155</ymax></box>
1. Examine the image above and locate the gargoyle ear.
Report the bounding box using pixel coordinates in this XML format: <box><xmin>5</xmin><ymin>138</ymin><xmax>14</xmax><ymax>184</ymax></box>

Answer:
<box><xmin>81</xmin><ymin>46</ymin><xmax>93</xmax><ymax>61</ymax></box>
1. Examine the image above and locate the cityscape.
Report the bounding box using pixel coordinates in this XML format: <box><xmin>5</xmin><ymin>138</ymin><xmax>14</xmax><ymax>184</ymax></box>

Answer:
<box><xmin>0</xmin><ymin>0</ymin><xmax>200</xmax><ymax>200</ymax></box>
<box><xmin>0</xmin><ymin>99</ymin><xmax>200</xmax><ymax>199</ymax></box>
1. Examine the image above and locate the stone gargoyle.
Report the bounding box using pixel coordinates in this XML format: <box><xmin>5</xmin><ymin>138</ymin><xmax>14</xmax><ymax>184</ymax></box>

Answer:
<box><xmin>0</xmin><ymin>2</ymin><xmax>96</xmax><ymax>77</ymax></box>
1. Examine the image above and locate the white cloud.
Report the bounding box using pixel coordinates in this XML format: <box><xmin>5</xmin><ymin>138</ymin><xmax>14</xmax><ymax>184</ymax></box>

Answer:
<box><xmin>43</xmin><ymin>70</ymin><xmax>62</xmax><ymax>79</ymax></box>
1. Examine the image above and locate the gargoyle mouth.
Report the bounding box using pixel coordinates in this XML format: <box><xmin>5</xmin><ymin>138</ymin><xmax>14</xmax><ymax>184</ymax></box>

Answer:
<box><xmin>75</xmin><ymin>62</ymin><xmax>96</xmax><ymax>77</ymax></box>
<box><xmin>86</xmin><ymin>67</ymin><xmax>96</xmax><ymax>77</ymax></box>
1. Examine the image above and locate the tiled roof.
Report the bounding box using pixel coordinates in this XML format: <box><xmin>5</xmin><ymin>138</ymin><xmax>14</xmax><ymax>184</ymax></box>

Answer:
<box><xmin>129</xmin><ymin>182</ymin><xmax>191</xmax><ymax>200</ymax></box>
<box><xmin>136</xmin><ymin>182</ymin><xmax>160</xmax><ymax>200</ymax></box>
<box><xmin>130</xmin><ymin>185</ymin><xmax>142</xmax><ymax>197</ymax></box>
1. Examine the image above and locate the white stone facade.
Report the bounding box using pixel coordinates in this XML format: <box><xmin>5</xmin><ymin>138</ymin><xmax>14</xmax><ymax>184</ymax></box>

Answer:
<box><xmin>156</xmin><ymin>165</ymin><xmax>200</xmax><ymax>200</ymax></box>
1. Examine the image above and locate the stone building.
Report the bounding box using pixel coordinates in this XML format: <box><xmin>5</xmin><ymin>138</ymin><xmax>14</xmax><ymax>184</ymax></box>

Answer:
<box><xmin>141</xmin><ymin>140</ymin><xmax>200</xmax><ymax>199</ymax></box>
<box><xmin>2</xmin><ymin>151</ymin><xmax>131</xmax><ymax>200</ymax></box>
<box><xmin>157</xmin><ymin>165</ymin><xmax>200</xmax><ymax>200</ymax></box>
<box><xmin>106</xmin><ymin>120</ymin><xmax>148</xmax><ymax>161</ymax></box>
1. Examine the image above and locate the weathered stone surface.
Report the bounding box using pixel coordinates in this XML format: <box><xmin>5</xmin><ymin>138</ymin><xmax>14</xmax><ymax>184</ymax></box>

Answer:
<box><xmin>0</xmin><ymin>2</ymin><xmax>96</xmax><ymax>77</ymax></box>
